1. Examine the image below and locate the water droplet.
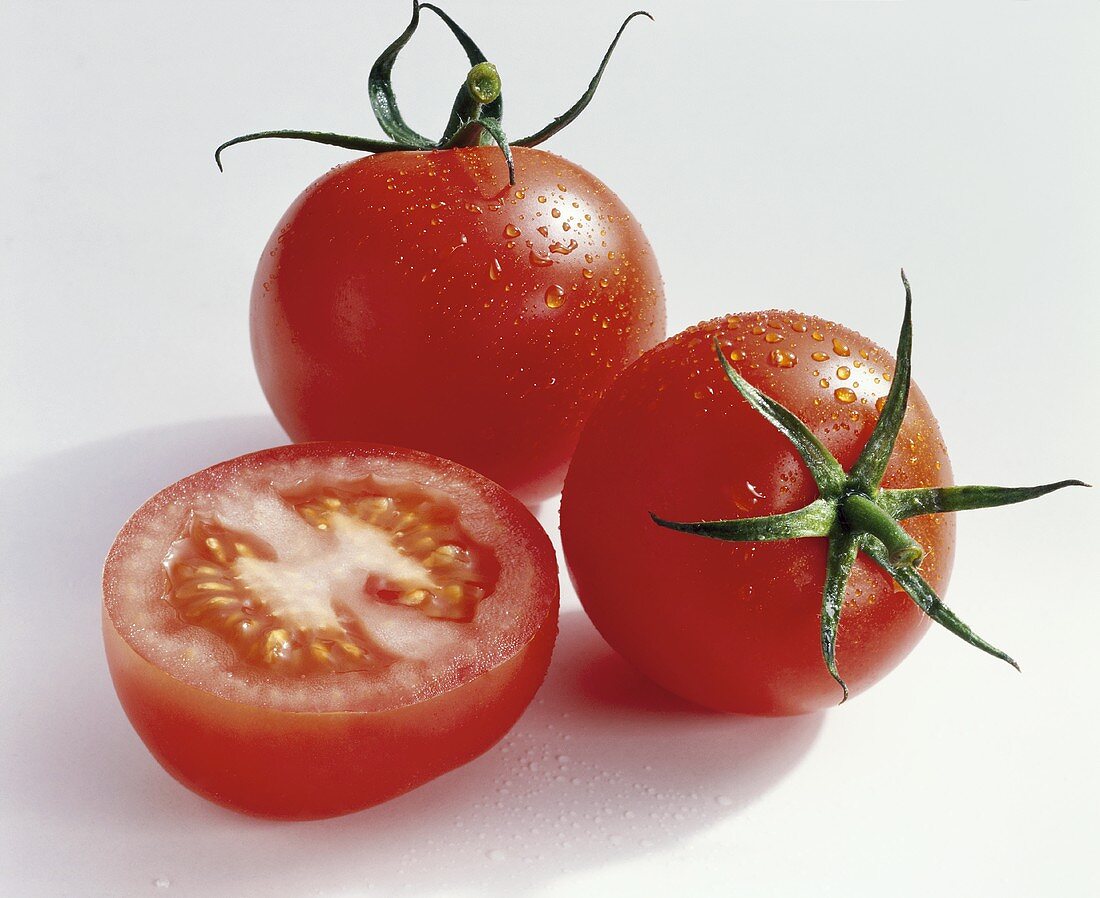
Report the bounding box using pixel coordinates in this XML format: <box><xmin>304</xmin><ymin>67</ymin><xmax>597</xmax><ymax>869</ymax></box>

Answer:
<box><xmin>764</xmin><ymin>332</ymin><xmax>783</xmax><ymax>344</ymax></box>
<box><xmin>875</xmin><ymin>396</ymin><xmax>887</xmax><ymax>413</ymax></box>
<box><xmin>811</xmin><ymin>351</ymin><xmax>829</xmax><ymax>362</ymax></box>
<box><xmin>549</xmin><ymin>239</ymin><xmax>578</xmax><ymax>255</ymax></box>
<box><xmin>153</xmin><ymin>879</ymin><xmax>171</xmax><ymax>890</ymax></box>
<box><xmin>537</xmin><ymin>195</ymin><xmax>547</xmax><ymax>204</ymax></box>
<box><xmin>819</xmin><ymin>378</ymin><xmax>830</xmax><ymax>388</ymax></box>
<box><xmin>811</xmin><ymin>331</ymin><xmax>825</xmax><ymax>342</ymax></box>
<box><xmin>599</xmin><ymin>278</ymin><xmax>610</xmax><ymax>288</ymax></box>
<box><xmin>504</xmin><ymin>224</ymin><xmax>520</xmax><ymax>238</ymax></box>
<box><xmin>859</xmin><ymin>348</ymin><xmax>870</xmax><ymax>359</ymax></box>
<box><xmin>515</xmin><ymin>190</ymin><xmax>525</xmax><ymax>199</ymax></box>
<box><xmin>832</xmin><ymin>338</ymin><xmax>851</xmax><ymax>356</ymax></box>
<box><xmin>768</xmin><ymin>349</ymin><xmax>797</xmax><ymax>368</ymax></box>
<box><xmin>790</xmin><ymin>319</ymin><xmax>808</xmax><ymax>333</ymax></box>
<box><xmin>835</xmin><ymin>387</ymin><xmax>857</xmax><ymax>404</ymax></box>
<box><xmin>537</xmin><ymin>225</ymin><xmax>549</xmax><ymax>237</ymax></box>
<box><xmin>582</xmin><ymin>268</ymin><xmax>594</xmax><ymax>279</ymax></box>
<box><xmin>837</xmin><ymin>366</ymin><xmax>851</xmax><ymax>380</ymax></box>
<box><xmin>751</xmin><ymin>324</ymin><xmax>766</xmax><ymax>335</ymax></box>
<box><xmin>529</xmin><ymin>250</ymin><xmax>553</xmax><ymax>267</ymax></box>
<box><xmin>489</xmin><ymin>258</ymin><xmax>502</xmax><ymax>281</ymax></box>
<box><xmin>551</xmin><ymin>207</ymin><xmax>561</xmax><ymax>218</ymax></box>
<box><xmin>544</xmin><ymin>285</ymin><xmax>566</xmax><ymax>308</ymax></box>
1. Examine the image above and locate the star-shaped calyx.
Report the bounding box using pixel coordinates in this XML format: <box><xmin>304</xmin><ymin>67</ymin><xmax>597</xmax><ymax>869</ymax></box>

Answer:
<box><xmin>652</xmin><ymin>272</ymin><xmax>1088</xmax><ymax>702</ymax></box>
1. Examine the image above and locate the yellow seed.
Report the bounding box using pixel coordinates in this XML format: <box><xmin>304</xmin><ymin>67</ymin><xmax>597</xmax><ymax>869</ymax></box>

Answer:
<box><xmin>442</xmin><ymin>584</ymin><xmax>465</xmax><ymax>602</ymax></box>
<box><xmin>338</xmin><ymin>641</ymin><xmax>363</xmax><ymax>658</ymax></box>
<box><xmin>204</xmin><ymin>537</ymin><xmax>228</xmax><ymax>563</ymax></box>
<box><xmin>310</xmin><ymin>642</ymin><xmax>332</xmax><ymax>663</ymax></box>
<box><xmin>399</xmin><ymin>589</ymin><xmax>430</xmax><ymax>606</ymax></box>
<box><xmin>321</xmin><ymin>496</ymin><xmax>342</xmax><ymax>510</ymax></box>
<box><xmin>233</xmin><ymin>542</ymin><xmax>256</xmax><ymax>558</ymax></box>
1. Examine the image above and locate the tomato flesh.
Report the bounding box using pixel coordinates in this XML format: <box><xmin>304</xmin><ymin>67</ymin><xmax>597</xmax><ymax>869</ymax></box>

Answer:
<box><xmin>103</xmin><ymin>443</ymin><xmax>558</xmax><ymax>818</ymax></box>
<box><xmin>251</xmin><ymin>146</ymin><xmax>666</xmax><ymax>502</ymax></box>
<box><xmin>561</xmin><ymin>312</ymin><xmax>954</xmax><ymax>716</ymax></box>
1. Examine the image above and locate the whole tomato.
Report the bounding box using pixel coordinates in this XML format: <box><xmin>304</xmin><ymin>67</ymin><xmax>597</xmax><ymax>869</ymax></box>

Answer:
<box><xmin>251</xmin><ymin>147</ymin><xmax>663</xmax><ymax>503</ymax></box>
<box><xmin>561</xmin><ymin>278</ymin><xmax>1083</xmax><ymax>715</ymax></box>
<box><xmin>221</xmin><ymin>6</ymin><xmax>665</xmax><ymax>502</ymax></box>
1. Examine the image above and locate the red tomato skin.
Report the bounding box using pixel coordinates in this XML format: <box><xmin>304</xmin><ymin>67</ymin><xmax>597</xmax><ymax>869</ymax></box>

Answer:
<box><xmin>251</xmin><ymin>146</ymin><xmax>665</xmax><ymax>503</ymax></box>
<box><xmin>102</xmin><ymin>442</ymin><xmax>559</xmax><ymax>819</ymax></box>
<box><xmin>560</xmin><ymin>313</ymin><xmax>955</xmax><ymax>716</ymax></box>
<box><xmin>103</xmin><ymin>606</ymin><xmax>556</xmax><ymax>820</ymax></box>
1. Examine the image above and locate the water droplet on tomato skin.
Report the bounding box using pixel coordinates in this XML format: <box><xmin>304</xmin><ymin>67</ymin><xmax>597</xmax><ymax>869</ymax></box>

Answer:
<box><xmin>876</xmin><ymin>396</ymin><xmax>887</xmax><ymax>413</ymax></box>
<box><xmin>544</xmin><ymin>285</ymin><xmax>566</xmax><ymax>309</ymax></box>
<box><xmin>837</xmin><ymin>366</ymin><xmax>851</xmax><ymax>380</ymax></box>
<box><xmin>832</xmin><ymin>338</ymin><xmax>851</xmax><ymax>357</ymax></box>
<box><xmin>549</xmin><ymin>239</ymin><xmax>579</xmax><ymax>255</ymax></box>
<box><xmin>764</xmin><ymin>332</ymin><xmax>783</xmax><ymax>344</ymax></box>
<box><xmin>768</xmin><ymin>349</ymin><xmax>797</xmax><ymax>368</ymax></box>
<box><xmin>811</xmin><ymin>351</ymin><xmax>829</xmax><ymax>362</ymax></box>
<box><xmin>504</xmin><ymin>223</ymin><xmax>520</xmax><ymax>238</ymax></box>
<box><xmin>529</xmin><ymin>250</ymin><xmax>554</xmax><ymax>268</ymax></box>
<box><xmin>488</xmin><ymin>258</ymin><xmax>502</xmax><ymax>281</ymax></box>
<box><xmin>835</xmin><ymin>387</ymin><xmax>857</xmax><ymax>404</ymax></box>
<box><xmin>551</xmin><ymin>207</ymin><xmax>562</xmax><ymax>219</ymax></box>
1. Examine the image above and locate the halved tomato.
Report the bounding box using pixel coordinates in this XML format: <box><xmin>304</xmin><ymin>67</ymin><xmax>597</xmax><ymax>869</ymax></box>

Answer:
<box><xmin>102</xmin><ymin>443</ymin><xmax>558</xmax><ymax>819</ymax></box>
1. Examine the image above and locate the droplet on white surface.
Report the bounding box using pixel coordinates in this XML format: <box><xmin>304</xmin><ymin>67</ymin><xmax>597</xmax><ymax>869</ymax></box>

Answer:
<box><xmin>153</xmin><ymin>878</ymin><xmax>170</xmax><ymax>889</ymax></box>
<box><xmin>486</xmin><ymin>848</ymin><xmax>508</xmax><ymax>862</ymax></box>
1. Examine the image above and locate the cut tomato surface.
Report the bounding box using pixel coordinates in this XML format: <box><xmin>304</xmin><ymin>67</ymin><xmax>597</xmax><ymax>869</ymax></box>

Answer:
<box><xmin>103</xmin><ymin>443</ymin><xmax>558</xmax><ymax>819</ymax></box>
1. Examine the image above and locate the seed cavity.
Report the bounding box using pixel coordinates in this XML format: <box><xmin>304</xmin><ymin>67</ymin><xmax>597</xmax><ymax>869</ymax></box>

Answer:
<box><xmin>163</xmin><ymin>480</ymin><xmax>498</xmax><ymax>675</ymax></box>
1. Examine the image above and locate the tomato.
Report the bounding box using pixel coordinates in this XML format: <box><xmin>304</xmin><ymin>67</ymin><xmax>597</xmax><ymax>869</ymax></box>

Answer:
<box><xmin>102</xmin><ymin>442</ymin><xmax>558</xmax><ymax>818</ymax></box>
<box><xmin>250</xmin><ymin>146</ymin><xmax>665</xmax><ymax>503</ymax></box>
<box><xmin>561</xmin><ymin>309</ymin><xmax>955</xmax><ymax>716</ymax></box>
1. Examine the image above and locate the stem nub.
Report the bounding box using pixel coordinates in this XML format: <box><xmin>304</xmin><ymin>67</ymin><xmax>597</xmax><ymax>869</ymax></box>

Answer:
<box><xmin>466</xmin><ymin>62</ymin><xmax>501</xmax><ymax>105</ymax></box>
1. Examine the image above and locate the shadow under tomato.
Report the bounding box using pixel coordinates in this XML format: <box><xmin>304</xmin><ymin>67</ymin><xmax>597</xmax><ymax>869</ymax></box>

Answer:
<box><xmin>0</xmin><ymin>419</ymin><xmax>823</xmax><ymax>897</ymax></box>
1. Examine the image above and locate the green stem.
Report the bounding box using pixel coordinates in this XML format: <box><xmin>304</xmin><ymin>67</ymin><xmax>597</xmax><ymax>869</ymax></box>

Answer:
<box><xmin>841</xmin><ymin>493</ymin><xmax>923</xmax><ymax>568</ymax></box>
<box><xmin>441</xmin><ymin>62</ymin><xmax>502</xmax><ymax>144</ymax></box>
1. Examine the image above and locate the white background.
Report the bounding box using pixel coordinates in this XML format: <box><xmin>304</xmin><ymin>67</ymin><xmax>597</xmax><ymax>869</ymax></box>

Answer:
<box><xmin>2</xmin><ymin>2</ymin><xmax>1098</xmax><ymax>896</ymax></box>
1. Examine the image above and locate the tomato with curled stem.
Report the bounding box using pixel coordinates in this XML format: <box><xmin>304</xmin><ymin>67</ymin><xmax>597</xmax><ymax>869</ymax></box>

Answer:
<box><xmin>103</xmin><ymin>443</ymin><xmax>558</xmax><ymax>819</ymax></box>
<box><xmin>219</xmin><ymin>5</ymin><xmax>665</xmax><ymax>502</ymax></box>
<box><xmin>561</xmin><ymin>275</ymin><xmax>1084</xmax><ymax>715</ymax></box>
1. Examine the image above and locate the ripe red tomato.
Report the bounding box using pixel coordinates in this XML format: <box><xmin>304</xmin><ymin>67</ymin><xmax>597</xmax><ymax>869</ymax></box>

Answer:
<box><xmin>561</xmin><ymin>311</ymin><xmax>954</xmax><ymax>716</ymax></box>
<box><xmin>103</xmin><ymin>442</ymin><xmax>558</xmax><ymax>818</ymax></box>
<box><xmin>251</xmin><ymin>147</ymin><xmax>665</xmax><ymax>503</ymax></box>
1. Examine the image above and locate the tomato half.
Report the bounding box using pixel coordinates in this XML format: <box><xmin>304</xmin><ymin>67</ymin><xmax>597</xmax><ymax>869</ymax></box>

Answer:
<box><xmin>560</xmin><ymin>311</ymin><xmax>954</xmax><ymax>716</ymax></box>
<box><xmin>251</xmin><ymin>146</ymin><xmax>665</xmax><ymax>503</ymax></box>
<box><xmin>103</xmin><ymin>443</ymin><xmax>558</xmax><ymax>818</ymax></box>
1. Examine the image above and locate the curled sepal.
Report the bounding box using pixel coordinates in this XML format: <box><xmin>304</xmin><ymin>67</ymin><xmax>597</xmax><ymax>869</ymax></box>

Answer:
<box><xmin>880</xmin><ymin>479</ymin><xmax>1090</xmax><ymax>521</ymax></box>
<box><xmin>420</xmin><ymin>3</ymin><xmax>504</xmax><ymax>125</ymax></box>
<box><xmin>862</xmin><ymin>539</ymin><xmax>1020</xmax><ymax>671</ymax></box>
<box><xmin>368</xmin><ymin>1</ymin><xmax>435</xmax><ymax>148</ymax></box>
<box><xmin>821</xmin><ymin>534</ymin><xmax>860</xmax><ymax>703</ymax></box>
<box><xmin>848</xmin><ymin>269</ymin><xmax>913</xmax><ymax>494</ymax></box>
<box><xmin>513</xmin><ymin>11</ymin><xmax>653</xmax><ymax>148</ymax></box>
<box><xmin>713</xmin><ymin>340</ymin><xmax>846</xmax><ymax>496</ymax></box>
<box><xmin>215</xmin><ymin>130</ymin><xmax>408</xmax><ymax>171</ymax></box>
<box><xmin>651</xmin><ymin>498</ymin><xmax>835</xmax><ymax>542</ymax></box>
